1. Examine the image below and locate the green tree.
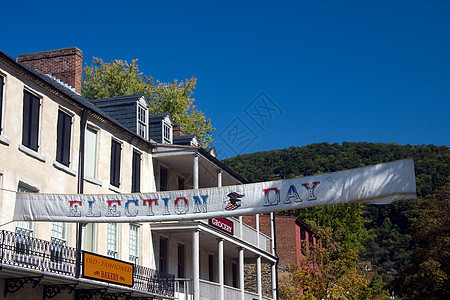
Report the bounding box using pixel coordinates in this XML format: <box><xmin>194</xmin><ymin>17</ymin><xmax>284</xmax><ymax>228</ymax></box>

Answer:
<box><xmin>81</xmin><ymin>57</ymin><xmax>214</xmax><ymax>146</ymax></box>
<box><xmin>391</xmin><ymin>183</ymin><xmax>450</xmax><ymax>299</ymax></box>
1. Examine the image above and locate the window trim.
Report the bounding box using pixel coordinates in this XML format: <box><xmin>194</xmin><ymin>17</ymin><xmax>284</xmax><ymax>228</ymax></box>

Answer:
<box><xmin>162</xmin><ymin>121</ymin><xmax>172</xmax><ymax>144</ymax></box>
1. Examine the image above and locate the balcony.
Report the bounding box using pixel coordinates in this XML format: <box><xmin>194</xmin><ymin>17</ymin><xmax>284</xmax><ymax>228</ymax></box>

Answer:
<box><xmin>0</xmin><ymin>230</ymin><xmax>174</xmax><ymax>298</ymax></box>
<box><xmin>199</xmin><ymin>217</ymin><xmax>273</xmax><ymax>253</ymax></box>
<box><xmin>175</xmin><ymin>278</ymin><xmax>273</xmax><ymax>300</ymax></box>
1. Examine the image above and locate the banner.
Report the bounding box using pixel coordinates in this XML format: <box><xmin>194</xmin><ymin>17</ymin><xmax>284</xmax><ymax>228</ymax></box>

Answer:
<box><xmin>13</xmin><ymin>159</ymin><xmax>416</xmax><ymax>223</ymax></box>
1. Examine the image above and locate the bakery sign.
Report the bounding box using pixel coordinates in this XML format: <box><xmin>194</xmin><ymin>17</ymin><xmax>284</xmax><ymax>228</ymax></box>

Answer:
<box><xmin>210</xmin><ymin>217</ymin><xmax>234</xmax><ymax>235</ymax></box>
<box><xmin>82</xmin><ymin>251</ymin><xmax>134</xmax><ymax>287</ymax></box>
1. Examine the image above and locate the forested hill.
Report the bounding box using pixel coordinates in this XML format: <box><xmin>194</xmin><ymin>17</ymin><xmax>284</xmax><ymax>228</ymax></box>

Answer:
<box><xmin>222</xmin><ymin>142</ymin><xmax>450</xmax><ymax>292</ymax></box>
<box><xmin>223</xmin><ymin>142</ymin><xmax>449</xmax><ymax>199</ymax></box>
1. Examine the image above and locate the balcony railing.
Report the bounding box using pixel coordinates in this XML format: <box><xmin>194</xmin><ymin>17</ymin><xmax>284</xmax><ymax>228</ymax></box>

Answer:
<box><xmin>0</xmin><ymin>230</ymin><xmax>174</xmax><ymax>297</ymax></box>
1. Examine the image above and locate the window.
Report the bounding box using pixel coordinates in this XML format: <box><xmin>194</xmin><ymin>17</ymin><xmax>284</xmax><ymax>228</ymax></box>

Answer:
<box><xmin>132</xmin><ymin>150</ymin><xmax>141</xmax><ymax>193</ymax></box>
<box><xmin>15</xmin><ymin>185</ymin><xmax>36</xmax><ymax>254</ymax></box>
<box><xmin>22</xmin><ymin>90</ymin><xmax>40</xmax><ymax>151</ymax></box>
<box><xmin>163</xmin><ymin>121</ymin><xmax>172</xmax><ymax>144</ymax></box>
<box><xmin>56</xmin><ymin>110</ymin><xmax>72</xmax><ymax>167</ymax></box>
<box><xmin>85</xmin><ymin>126</ymin><xmax>98</xmax><ymax>179</ymax></box>
<box><xmin>178</xmin><ymin>243</ymin><xmax>185</xmax><ymax>278</ymax></box>
<box><xmin>208</xmin><ymin>254</ymin><xmax>214</xmax><ymax>282</ymax></box>
<box><xmin>300</xmin><ymin>228</ymin><xmax>306</xmax><ymax>255</ymax></box>
<box><xmin>178</xmin><ymin>177</ymin><xmax>185</xmax><ymax>190</ymax></box>
<box><xmin>137</xmin><ymin>105</ymin><xmax>147</xmax><ymax>139</ymax></box>
<box><xmin>51</xmin><ymin>222</ymin><xmax>67</xmax><ymax>263</ymax></box>
<box><xmin>129</xmin><ymin>224</ymin><xmax>139</xmax><ymax>264</ymax></box>
<box><xmin>309</xmin><ymin>232</ymin><xmax>314</xmax><ymax>251</ymax></box>
<box><xmin>110</xmin><ymin>139</ymin><xmax>121</xmax><ymax>187</ymax></box>
<box><xmin>107</xmin><ymin>223</ymin><xmax>118</xmax><ymax>258</ymax></box>
<box><xmin>232</xmin><ymin>263</ymin><xmax>238</xmax><ymax>288</ymax></box>
<box><xmin>160</xmin><ymin>166</ymin><xmax>168</xmax><ymax>191</ymax></box>
<box><xmin>0</xmin><ymin>75</ymin><xmax>4</xmax><ymax>134</ymax></box>
<box><xmin>159</xmin><ymin>237</ymin><xmax>168</xmax><ymax>274</ymax></box>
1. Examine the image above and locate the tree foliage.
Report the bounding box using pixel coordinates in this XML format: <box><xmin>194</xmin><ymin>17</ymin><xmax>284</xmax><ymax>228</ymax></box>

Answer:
<box><xmin>224</xmin><ymin>142</ymin><xmax>450</xmax><ymax>287</ymax></box>
<box><xmin>391</xmin><ymin>183</ymin><xmax>450</xmax><ymax>299</ymax></box>
<box><xmin>279</xmin><ymin>225</ymin><xmax>389</xmax><ymax>300</ymax></box>
<box><xmin>81</xmin><ymin>57</ymin><xmax>214</xmax><ymax>146</ymax></box>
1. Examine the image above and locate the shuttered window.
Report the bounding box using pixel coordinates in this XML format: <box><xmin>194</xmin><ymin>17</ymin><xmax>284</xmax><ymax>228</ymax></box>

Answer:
<box><xmin>0</xmin><ymin>75</ymin><xmax>4</xmax><ymax>134</ymax></box>
<box><xmin>110</xmin><ymin>139</ymin><xmax>121</xmax><ymax>187</ymax></box>
<box><xmin>56</xmin><ymin>110</ymin><xmax>72</xmax><ymax>166</ymax></box>
<box><xmin>132</xmin><ymin>150</ymin><xmax>141</xmax><ymax>193</ymax></box>
<box><xmin>22</xmin><ymin>90</ymin><xmax>40</xmax><ymax>151</ymax></box>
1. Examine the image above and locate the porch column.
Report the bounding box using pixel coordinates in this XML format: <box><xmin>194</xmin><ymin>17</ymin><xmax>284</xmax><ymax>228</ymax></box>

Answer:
<box><xmin>239</xmin><ymin>216</ymin><xmax>243</xmax><ymax>239</ymax></box>
<box><xmin>270</xmin><ymin>212</ymin><xmax>275</xmax><ymax>255</ymax></box>
<box><xmin>193</xmin><ymin>229</ymin><xmax>200</xmax><ymax>300</ymax></box>
<box><xmin>257</xmin><ymin>256</ymin><xmax>262</xmax><ymax>300</ymax></box>
<box><xmin>272</xmin><ymin>263</ymin><xmax>277</xmax><ymax>300</ymax></box>
<box><xmin>193</xmin><ymin>153</ymin><xmax>199</xmax><ymax>189</ymax></box>
<box><xmin>217</xmin><ymin>170</ymin><xmax>223</xmax><ymax>187</ymax></box>
<box><xmin>239</xmin><ymin>247</ymin><xmax>245</xmax><ymax>300</ymax></box>
<box><xmin>218</xmin><ymin>238</ymin><xmax>224</xmax><ymax>300</ymax></box>
<box><xmin>256</xmin><ymin>214</ymin><xmax>260</xmax><ymax>248</ymax></box>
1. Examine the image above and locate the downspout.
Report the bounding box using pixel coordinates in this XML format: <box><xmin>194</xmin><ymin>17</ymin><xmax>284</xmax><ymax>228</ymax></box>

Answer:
<box><xmin>75</xmin><ymin>108</ymin><xmax>88</xmax><ymax>278</ymax></box>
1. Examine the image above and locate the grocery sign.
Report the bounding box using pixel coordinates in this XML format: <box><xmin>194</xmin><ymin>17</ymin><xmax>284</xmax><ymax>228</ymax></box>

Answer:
<box><xmin>210</xmin><ymin>218</ymin><xmax>234</xmax><ymax>235</ymax></box>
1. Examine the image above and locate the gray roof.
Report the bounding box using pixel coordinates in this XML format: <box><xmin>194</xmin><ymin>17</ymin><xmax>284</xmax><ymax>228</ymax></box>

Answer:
<box><xmin>0</xmin><ymin>50</ymin><xmax>154</xmax><ymax>149</ymax></box>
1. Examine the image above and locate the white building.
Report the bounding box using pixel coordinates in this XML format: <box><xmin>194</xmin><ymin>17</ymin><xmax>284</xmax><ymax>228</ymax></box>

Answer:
<box><xmin>0</xmin><ymin>48</ymin><xmax>277</xmax><ymax>300</ymax></box>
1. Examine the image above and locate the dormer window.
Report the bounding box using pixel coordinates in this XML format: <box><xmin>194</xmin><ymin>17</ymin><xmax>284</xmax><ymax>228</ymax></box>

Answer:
<box><xmin>137</xmin><ymin>105</ymin><xmax>147</xmax><ymax>139</ymax></box>
<box><xmin>163</xmin><ymin>121</ymin><xmax>172</xmax><ymax>144</ymax></box>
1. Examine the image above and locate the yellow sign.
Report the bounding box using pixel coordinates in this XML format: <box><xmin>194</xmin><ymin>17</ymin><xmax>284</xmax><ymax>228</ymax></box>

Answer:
<box><xmin>82</xmin><ymin>251</ymin><xmax>134</xmax><ymax>287</ymax></box>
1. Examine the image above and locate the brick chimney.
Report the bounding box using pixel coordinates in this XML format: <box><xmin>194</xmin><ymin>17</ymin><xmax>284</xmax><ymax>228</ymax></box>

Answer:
<box><xmin>173</xmin><ymin>124</ymin><xmax>184</xmax><ymax>136</ymax></box>
<box><xmin>18</xmin><ymin>47</ymin><xmax>83</xmax><ymax>94</ymax></box>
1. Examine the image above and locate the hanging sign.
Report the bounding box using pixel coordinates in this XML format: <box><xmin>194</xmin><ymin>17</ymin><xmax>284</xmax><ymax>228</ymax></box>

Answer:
<box><xmin>210</xmin><ymin>218</ymin><xmax>234</xmax><ymax>235</ymax></box>
<box><xmin>13</xmin><ymin>159</ymin><xmax>417</xmax><ymax>223</ymax></box>
<box><xmin>82</xmin><ymin>251</ymin><xmax>134</xmax><ymax>287</ymax></box>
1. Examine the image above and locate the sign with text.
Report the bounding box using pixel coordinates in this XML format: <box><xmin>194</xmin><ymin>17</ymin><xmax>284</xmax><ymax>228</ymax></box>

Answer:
<box><xmin>210</xmin><ymin>217</ymin><xmax>234</xmax><ymax>235</ymax></box>
<box><xmin>13</xmin><ymin>159</ymin><xmax>417</xmax><ymax>223</ymax></box>
<box><xmin>82</xmin><ymin>251</ymin><xmax>134</xmax><ymax>287</ymax></box>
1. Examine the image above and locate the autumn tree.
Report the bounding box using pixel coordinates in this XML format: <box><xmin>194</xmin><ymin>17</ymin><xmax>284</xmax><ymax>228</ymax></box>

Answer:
<box><xmin>279</xmin><ymin>225</ymin><xmax>389</xmax><ymax>300</ymax></box>
<box><xmin>81</xmin><ymin>57</ymin><xmax>214</xmax><ymax>146</ymax></box>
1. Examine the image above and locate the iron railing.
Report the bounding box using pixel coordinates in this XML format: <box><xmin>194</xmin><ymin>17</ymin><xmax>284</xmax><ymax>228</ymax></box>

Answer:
<box><xmin>0</xmin><ymin>230</ymin><xmax>174</xmax><ymax>297</ymax></box>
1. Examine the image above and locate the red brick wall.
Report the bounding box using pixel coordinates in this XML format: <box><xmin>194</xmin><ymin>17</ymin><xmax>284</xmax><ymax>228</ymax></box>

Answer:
<box><xmin>18</xmin><ymin>47</ymin><xmax>83</xmax><ymax>93</ymax></box>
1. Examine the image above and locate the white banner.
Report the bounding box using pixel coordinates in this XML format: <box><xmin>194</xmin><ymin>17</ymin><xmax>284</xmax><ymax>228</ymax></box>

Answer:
<box><xmin>13</xmin><ymin>159</ymin><xmax>416</xmax><ymax>223</ymax></box>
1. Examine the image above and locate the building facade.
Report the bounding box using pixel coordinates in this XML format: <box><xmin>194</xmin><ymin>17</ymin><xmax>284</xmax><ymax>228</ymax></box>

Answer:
<box><xmin>0</xmin><ymin>48</ymin><xmax>277</xmax><ymax>300</ymax></box>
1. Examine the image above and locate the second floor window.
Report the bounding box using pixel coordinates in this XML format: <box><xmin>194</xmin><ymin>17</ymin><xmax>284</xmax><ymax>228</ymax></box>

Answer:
<box><xmin>132</xmin><ymin>151</ymin><xmax>141</xmax><ymax>193</ymax></box>
<box><xmin>0</xmin><ymin>75</ymin><xmax>4</xmax><ymax>134</ymax></box>
<box><xmin>56</xmin><ymin>110</ymin><xmax>72</xmax><ymax>167</ymax></box>
<box><xmin>22</xmin><ymin>90</ymin><xmax>40</xmax><ymax>152</ymax></box>
<box><xmin>85</xmin><ymin>127</ymin><xmax>98</xmax><ymax>179</ymax></box>
<box><xmin>110</xmin><ymin>139</ymin><xmax>121</xmax><ymax>187</ymax></box>
<box><xmin>163</xmin><ymin>121</ymin><xmax>172</xmax><ymax>144</ymax></box>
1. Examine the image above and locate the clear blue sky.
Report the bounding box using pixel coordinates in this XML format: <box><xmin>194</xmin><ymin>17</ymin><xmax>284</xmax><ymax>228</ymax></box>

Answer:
<box><xmin>2</xmin><ymin>0</ymin><xmax>449</xmax><ymax>159</ymax></box>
